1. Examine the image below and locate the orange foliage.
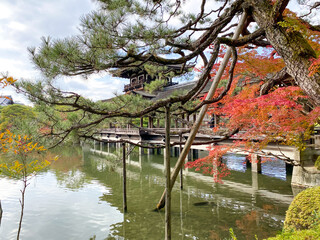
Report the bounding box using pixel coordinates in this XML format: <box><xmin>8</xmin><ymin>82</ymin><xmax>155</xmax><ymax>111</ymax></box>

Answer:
<box><xmin>0</xmin><ymin>129</ymin><xmax>57</xmax><ymax>178</ymax></box>
<box><xmin>0</xmin><ymin>76</ymin><xmax>17</xmax><ymax>88</ymax></box>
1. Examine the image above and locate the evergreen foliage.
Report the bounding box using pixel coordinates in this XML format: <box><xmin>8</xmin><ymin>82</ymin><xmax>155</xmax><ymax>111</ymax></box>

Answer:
<box><xmin>315</xmin><ymin>155</ymin><xmax>320</xmax><ymax>170</ymax></box>
<box><xmin>284</xmin><ymin>186</ymin><xmax>320</xmax><ymax>230</ymax></box>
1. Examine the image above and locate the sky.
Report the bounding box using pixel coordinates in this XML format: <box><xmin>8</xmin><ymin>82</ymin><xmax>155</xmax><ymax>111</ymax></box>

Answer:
<box><xmin>0</xmin><ymin>0</ymin><xmax>127</xmax><ymax>104</ymax></box>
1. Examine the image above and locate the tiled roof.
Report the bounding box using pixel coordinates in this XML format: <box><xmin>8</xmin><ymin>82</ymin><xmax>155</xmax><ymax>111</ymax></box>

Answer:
<box><xmin>0</xmin><ymin>96</ymin><xmax>13</xmax><ymax>106</ymax></box>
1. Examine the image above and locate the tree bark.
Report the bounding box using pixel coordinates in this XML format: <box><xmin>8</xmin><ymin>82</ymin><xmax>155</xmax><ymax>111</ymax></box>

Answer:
<box><xmin>250</xmin><ymin>0</ymin><xmax>320</xmax><ymax>105</ymax></box>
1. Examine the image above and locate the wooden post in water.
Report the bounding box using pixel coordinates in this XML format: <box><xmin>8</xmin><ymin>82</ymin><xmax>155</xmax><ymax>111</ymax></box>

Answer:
<box><xmin>165</xmin><ymin>105</ymin><xmax>171</xmax><ymax>240</ymax></box>
<box><xmin>0</xmin><ymin>200</ymin><xmax>2</xmax><ymax>226</ymax></box>
<box><xmin>122</xmin><ymin>142</ymin><xmax>127</xmax><ymax>212</ymax></box>
<box><xmin>179</xmin><ymin>134</ymin><xmax>183</xmax><ymax>190</ymax></box>
<box><xmin>156</xmin><ymin>12</ymin><xmax>247</xmax><ymax>210</ymax></box>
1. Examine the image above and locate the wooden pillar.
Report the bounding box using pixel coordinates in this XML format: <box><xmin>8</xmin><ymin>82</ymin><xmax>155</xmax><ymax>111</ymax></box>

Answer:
<box><xmin>245</xmin><ymin>156</ymin><xmax>251</xmax><ymax>169</ymax></box>
<box><xmin>156</xmin><ymin>118</ymin><xmax>160</xmax><ymax>128</ymax></box>
<box><xmin>148</xmin><ymin>117</ymin><xmax>154</xmax><ymax>128</ymax></box>
<box><xmin>122</xmin><ymin>143</ymin><xmax>127</xmax><ymax>212</ymax></box>
<box><xmin>214</xmin><ymin>114</ymin><xmax>218</xmax><ymax>128</ymax></box>
<box><xmin>181</xmin><ymin>114</ymin><xmax>185</xmax><ymax>128</ymax></box>
<box><xmin>192</xmin><ymin>149</ymin><xmax>198</xmax><ymax>159</ymax></box>
<box><xmin>251</xmin><ymin>154</ymin><xmax>262</xmax><ymax>173</ymax></box>
<box><xmin>179</xmin><ymin>134</ymin><xmax>184</xmax><ymax>190</ymax></box>
<box><xmin>140</xmin><ymin>117</ymin><xmax>144</xmax><ymax>128</ymax></box>
<box><xmin>187</xmin><ymin>149</ymin><xmax>192</xmax><ymax>161</ymax></box>
<box><xmin>193</xmin><ymin>114</ymin><xmax>196</xmax><ymax>123</ymax></box>
<box><xmin>175</xmin><ymin>118</ymin><xmax>178</xmax><ymax>128</ymax></box>
<box><xmin>165</xmin><ymin>105</ymin><xmax>171</xmax><ymax>240</ymax></box>
<box><xmin>139</xmin><ymin>147</ymin><xmax>144</xmax><ymax>155</ymax></box>
<box><xmin>163</xmin><ymin>145</ymin><xmax>167</xmax><ymax>167</ymax></box>
<box><xmin>148</xmin><ymin>147</ymin><xmax>154</xmax><ymax>155</ymax></box>
<box><xmin>176</xmin><ymin>147</ymin><xmax>179</xmax><ymax>157</ymax></box>
<box><xmin>0</xmin><ymin>200</ymin><xmax>3</xmax><ymax>226</ymax></box>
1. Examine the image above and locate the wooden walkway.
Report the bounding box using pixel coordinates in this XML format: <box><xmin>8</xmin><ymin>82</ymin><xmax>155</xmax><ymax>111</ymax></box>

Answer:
<box><xmin>97</xmin><ymin>127</ymin><xmax>299</xmax><ymax>159</ymax></box>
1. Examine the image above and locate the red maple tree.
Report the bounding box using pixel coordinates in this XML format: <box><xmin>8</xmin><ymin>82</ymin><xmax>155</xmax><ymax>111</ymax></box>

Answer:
<box><xmin>186</xmin><ymin>15</ymin><xmax>320</xmax><ymax>181</ymax></box>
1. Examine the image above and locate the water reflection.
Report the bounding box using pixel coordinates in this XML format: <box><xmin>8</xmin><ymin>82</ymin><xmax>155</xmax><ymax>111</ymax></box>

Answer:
<box><xmin>84</xmin><ymin>146</ymin><xmax>293</xmax><ymax>239</ymax></box>
<box><xmin>50</xmin><ymin>147</ymin><xmax>90</xmax><ymax>190</ymax></box>
<box><xmin>0</xmin><ymin>145</ymin><xmax>293</xmax><ymax>240</ymax></box>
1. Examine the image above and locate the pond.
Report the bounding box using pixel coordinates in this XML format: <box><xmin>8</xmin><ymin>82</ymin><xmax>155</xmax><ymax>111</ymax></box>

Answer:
<box><xmin>0</xmin><ymin>145</ymin><xmax>294</xmax><ymax>240</ymax></box>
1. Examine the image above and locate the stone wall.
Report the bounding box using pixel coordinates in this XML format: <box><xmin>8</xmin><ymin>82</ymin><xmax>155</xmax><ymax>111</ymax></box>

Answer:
<box><xmin>291</xmin><ymin>148</ymin><xmax>320</xmax><ymax>189</ymax></box>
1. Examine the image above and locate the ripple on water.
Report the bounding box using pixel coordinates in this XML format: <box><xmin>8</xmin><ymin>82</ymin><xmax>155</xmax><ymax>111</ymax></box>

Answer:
<box><xmin>0</xmin><ymin>172</ymin><xmax>122</xmax><ymax>240</ymax></box>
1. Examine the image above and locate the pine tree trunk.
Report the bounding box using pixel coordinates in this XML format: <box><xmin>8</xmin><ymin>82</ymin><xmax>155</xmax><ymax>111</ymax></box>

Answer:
<box><xmin>251</xmin><ymin>0</ymin><xmax>320</xmax><ymax>105</ymax></box>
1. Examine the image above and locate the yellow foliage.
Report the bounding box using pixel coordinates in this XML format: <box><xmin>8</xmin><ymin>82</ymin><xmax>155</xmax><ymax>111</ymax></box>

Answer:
<box><xmin>0</xmin><ymin>129</ymin><xmax>57</xmax><ymax>178</ymax></box>
<box><xmin>0</xmin><ymin>76</ymin><xmax>17</xmax><ymax>88</ymax></box>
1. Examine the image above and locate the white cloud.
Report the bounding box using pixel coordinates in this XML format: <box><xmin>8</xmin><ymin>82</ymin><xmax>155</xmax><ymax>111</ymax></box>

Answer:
<box><xmin>54</xmin><ymin>74</ymin><xmax>127</xmax><ymax>101</ymax></box>
<box><xmin>0</xmin><ymin>2</ymin><xmax>12</xmax><ymax>20</ymax></box>
<box><xmin>7</xmin><ymin>21</ymin><xmax>27</xmax><ymax>32</ymax></box>
<box><xmin>0</xmin><ymin>0</ymin><xmax>111</xmax><ymax>104</ymax></box>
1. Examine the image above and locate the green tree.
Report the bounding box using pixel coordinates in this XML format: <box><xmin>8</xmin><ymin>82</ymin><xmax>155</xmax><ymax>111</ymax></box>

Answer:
<box><xmin>0</xmin><ymin>104</ymin><xmax>36</xmax><ymax>132</ymax></box>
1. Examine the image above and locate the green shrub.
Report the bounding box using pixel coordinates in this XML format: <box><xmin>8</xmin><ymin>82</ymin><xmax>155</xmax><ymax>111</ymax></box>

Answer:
<box><xmin>315</xmin><ymin>156</ymin><xmax>320</xmax><ymax>170</ymax></box>
<box><xmin>284</xmin><ymin>186</ymin><xmax>320</xmax><ymax>230</ymax></box>
<box><xmin>267</xmin><ymin>225</ymin><xmax>320</xmax><ymax>240</ymax></box>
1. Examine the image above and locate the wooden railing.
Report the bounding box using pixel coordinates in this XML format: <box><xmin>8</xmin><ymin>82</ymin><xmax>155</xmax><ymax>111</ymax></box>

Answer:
<box><xmin>100</xmin><ymin>128</ymin><xmax>140</xmax><ymax>135</ymax></box>
<box><xmin>124</xmin><ymin>81</ymin><xmax>144</xmax><ymax>92</ymax></box>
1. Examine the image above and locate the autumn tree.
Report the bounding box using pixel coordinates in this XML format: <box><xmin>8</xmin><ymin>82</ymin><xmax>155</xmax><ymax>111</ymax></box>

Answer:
<box><xmin>186</xmin><ymin>45</ymin><xmax>320</xmax><ymax>175</ymax></box>
<box><xmin>0</xmin><ymin>77</ymin><xmax>56</xmax><ymax>239</ymax></box>
<box><xmin>0</xmin><ymin>130</ymin><xmax>56</xmax><ymax>240</ymax></box>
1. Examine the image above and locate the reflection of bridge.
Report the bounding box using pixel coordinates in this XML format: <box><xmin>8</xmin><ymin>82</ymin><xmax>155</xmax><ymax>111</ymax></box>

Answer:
<box><xmin>88</xmin><ymin>149</ymin><xmax>292</xmax><ymax>229</ymax></box>
<box><xmin>90</xmin><ymin>148</ymin><xmax>293</xmax><ymax>203</ymax></box>
<box><xmin>96</xmin><ymin>127</ymin><xmax>320</xmax><ymax>187</ymax></box>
